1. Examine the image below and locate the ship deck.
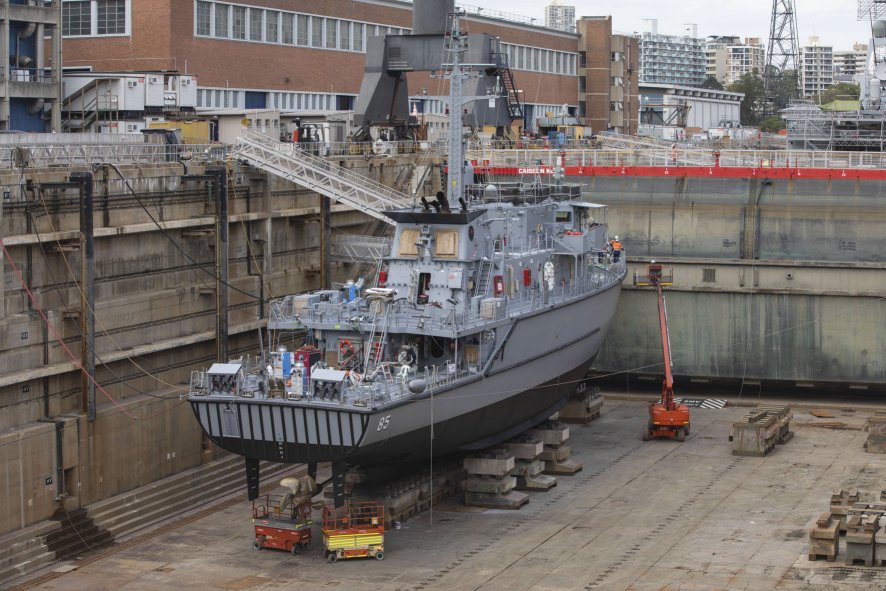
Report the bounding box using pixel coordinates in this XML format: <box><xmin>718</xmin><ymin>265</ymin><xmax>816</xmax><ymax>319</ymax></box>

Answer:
<box><xmin>19</xmin><ymin>396</ymin><xmax>886</xmax><ymax>591</ymax></box>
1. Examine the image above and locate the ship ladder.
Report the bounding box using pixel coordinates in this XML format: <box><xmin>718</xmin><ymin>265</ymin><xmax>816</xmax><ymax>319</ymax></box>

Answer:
<box><xmin>364</xmin><ymin>303</ymin><xmax>392</xmax><ymax>380</ymax></box>
<box><xmin>475</xmin><ymin>258</ymin><xmax>493</xmax><ymax>297</ymax></box>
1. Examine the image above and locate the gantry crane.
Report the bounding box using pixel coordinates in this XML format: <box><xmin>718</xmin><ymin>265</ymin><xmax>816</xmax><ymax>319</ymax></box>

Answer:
<box><xmin>636</xmin><ymin>262</ymin><xmax>690</xmax><ymax>441</ymax></box>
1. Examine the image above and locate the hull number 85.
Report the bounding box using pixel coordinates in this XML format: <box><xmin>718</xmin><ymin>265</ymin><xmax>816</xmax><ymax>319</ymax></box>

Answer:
<box><xmin>377</xmin><ymin>415</ymin><xmax>391</xmax><ymax>431</ymax></box>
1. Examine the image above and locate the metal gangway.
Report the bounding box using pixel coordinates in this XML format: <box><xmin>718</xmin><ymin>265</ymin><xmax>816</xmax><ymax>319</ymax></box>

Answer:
<box><xmin>233</xmin><ymin>131</ymin><xmax>415</xmax><ymax>224</ymax></box>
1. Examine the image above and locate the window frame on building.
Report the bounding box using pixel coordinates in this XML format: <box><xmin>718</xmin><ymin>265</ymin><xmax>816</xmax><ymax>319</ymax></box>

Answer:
<box><xmin>62</xmin><ymin>0</ymin><xmax>132</xmax><ymax>38</ymax></box>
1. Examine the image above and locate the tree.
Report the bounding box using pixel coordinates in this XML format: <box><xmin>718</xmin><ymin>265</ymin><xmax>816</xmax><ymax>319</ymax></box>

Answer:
<box><xmin>810</xmin><ymin>82</ymin><xmax>860</xmax><ymax>106</ymax></box>
<box><xmin>727</xmin><ymin>70</ymin><xmax>765</xmax><ymax>126</ymax></box>
<box><xmin>759</xmin><ymin>116</ymin><xmax>785</xmax><ymax>133</ymax></box>
<box><xmin>771</xmin><ymin>69</ymin><xmax>800</xmax><ymax>111</ymax></box>
<box><xmin>702</xmin><ymin>75</ymin><xmax>724</xmax><ymax>90</ymax></box>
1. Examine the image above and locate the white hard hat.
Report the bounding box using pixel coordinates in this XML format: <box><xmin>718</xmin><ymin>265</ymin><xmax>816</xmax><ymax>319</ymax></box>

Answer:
<box><xmin>614</xmin><ymin>236</ymin><xmax>619</xmax><ymax>240</ymax></box>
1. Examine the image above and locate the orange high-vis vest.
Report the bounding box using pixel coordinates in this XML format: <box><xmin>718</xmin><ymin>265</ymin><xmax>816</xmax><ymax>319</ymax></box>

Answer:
<box><xmin>612</xmin><ymin>240</ymin><xmax>622</xmax><ymax>250</ymax></box>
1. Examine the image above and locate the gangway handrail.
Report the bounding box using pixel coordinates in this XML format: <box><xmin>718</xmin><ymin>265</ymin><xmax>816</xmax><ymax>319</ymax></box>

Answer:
<box><xmin>234</xmin><ymin>131</ymin><xmax>414</xmax><ymax>224</ymax></box>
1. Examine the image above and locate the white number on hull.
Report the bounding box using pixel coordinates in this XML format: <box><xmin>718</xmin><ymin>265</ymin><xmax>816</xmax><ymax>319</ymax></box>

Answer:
<box><xmin>377</xmin><ymin>415</ymin><xmax>391</xmax><ymax>431</ymax></box>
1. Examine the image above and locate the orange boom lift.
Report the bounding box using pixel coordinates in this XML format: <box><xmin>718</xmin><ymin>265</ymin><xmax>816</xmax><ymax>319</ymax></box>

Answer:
<box><xmin>636</xmin><ymin>262</ymin><xmax>690</xmax><ymax>441</ymax></box>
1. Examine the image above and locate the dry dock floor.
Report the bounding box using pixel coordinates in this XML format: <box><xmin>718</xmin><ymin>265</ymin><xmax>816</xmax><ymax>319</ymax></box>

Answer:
<box><xmin>18</xmin><ymin>398</ymin><xmax>886</xmax><ymax>591</ymax></box>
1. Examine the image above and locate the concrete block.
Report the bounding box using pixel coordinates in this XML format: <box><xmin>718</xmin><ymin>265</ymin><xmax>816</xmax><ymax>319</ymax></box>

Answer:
<box><xmin>463</xmin><ymin>475</ymin><xmax>516</xmax><ymax>495</ymax></box>
<box><xmin>875</xmin><ymin>525</ymin><xmax>886</xmax><ymax>566</ymax></box>
<box><xmin>845</xmin><ymin>515</ymin><xmax>878</xmax><ymax>566</ymax></box>
<box><xmin>515</xmin><ymin>474</ymin><xmax>557</xmax><ymax>491</ymax></box>
<box><xmin>463</xmin><ymin>451</ymin><xmax>515</xmax><ymax>477</ymax></box>
<box><xmin>539</xmin><ymin>445</ymin><xmax>571</xmax><ymax>462</ymax></box>
<box><xmin>510</xmin><ymin>459</ymin><xmax>544</xmax><ymax>478</ymax></box>
<box><xmin>808</xmin><ymin>512</ymin><xmax>839</xmax><ymax>562</ymax></box>
<box><xmin>526</xmin><ymin>421</ymin><xmax>570</xmax><ymax>446</ymax></box>
<box><xmin>559</xmin><ymin>394</ymin><xmax>603</xmax><ymax>424</ymax></box>
<box><xmin>831</xmin><ymin>489</ymin><xmax>860</xmax><ymax>533</ymax></box>
<box><xmin>501</xmin><ymin>436</ymin><xmax>543</xmax><ymax>460</ymax></box>
<box><xmin>731</xmin><ymin>414</ymin><xmax>778</xmax><ymax>456</ymax></box>
<box><xmin>543</xmin><ymin>458</ymin><xmax>583</xmax><ymax>475</ymax></box>
<box><xmin>464</xmin><ymin>490</ymin><xmax>529</xmax><ymax>510</ymax></box>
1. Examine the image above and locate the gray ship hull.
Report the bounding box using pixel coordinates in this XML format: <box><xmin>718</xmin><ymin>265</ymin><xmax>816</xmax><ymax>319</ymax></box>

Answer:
<box><xmin>190</xmin><ymin>279</ymin><xmax>622</xmax><ymax>467</ymax></box>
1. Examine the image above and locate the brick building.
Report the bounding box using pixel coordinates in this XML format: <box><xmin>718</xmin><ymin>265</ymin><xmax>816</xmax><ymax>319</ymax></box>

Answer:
<box><xmin>60</xmin><ymin>0</ymin><xmax>587</xmax><ymax>134</ymax></box>
<box><xmin>577</xmin><ymin>16</ymin><xmax>639</xmax><ymax>135</ymax></box>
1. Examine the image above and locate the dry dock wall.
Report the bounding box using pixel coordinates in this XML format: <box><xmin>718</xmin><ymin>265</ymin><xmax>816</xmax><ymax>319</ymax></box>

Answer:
<box><xmin>577</xmin><ymin>174</ymin><xmax>886</xmax><ymax>389</ymax></box>
<box><xmin>0</xmin><ymin>155</ymin><xmax>417</xmax><ymax>536</ymax></box>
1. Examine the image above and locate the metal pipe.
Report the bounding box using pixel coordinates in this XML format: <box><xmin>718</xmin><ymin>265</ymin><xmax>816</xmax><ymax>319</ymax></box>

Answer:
<box><xmin>208</xmin><ymin>166</ymin><xmax>229</xmax><ymax>362</ymax></box>
<box><xmin>71</xmin><ymin>172</ymin><xmax>95</xmax><ymax>421</ymax></box>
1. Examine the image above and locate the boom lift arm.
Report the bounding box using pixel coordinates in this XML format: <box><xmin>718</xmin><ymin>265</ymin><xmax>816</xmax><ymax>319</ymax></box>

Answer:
<box><xmin>636</xmin><ymin>262</ymin><xmax>690</xmax><ymax>441</ymax></box>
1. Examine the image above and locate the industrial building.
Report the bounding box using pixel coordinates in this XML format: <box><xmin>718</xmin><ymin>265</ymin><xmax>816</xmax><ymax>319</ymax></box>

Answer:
<box><xmin>638</xmin><ymin>83</ymin><xmax>743</xmax><ymax>131</ymax></box>
<box><xmin>577</xmin><ymin>16</ymin><xmax>639</xmax><ymax>135</ymax></box>
<box><xmin>0</xmin><ymin>0</ymin><xmax>62</xmax><ymax>132</ymax></box>
<box><xmin>60</xmin><ymin>0</ymin><xmax>584</xmax><ymax>135</ymax></box>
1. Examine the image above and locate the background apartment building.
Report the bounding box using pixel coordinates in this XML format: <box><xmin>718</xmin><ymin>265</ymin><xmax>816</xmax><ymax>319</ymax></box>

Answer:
<box><xmin>544</xmin><ymin>0</ymin><xmax>575</xmax><ymax>33</ymax></box>
<box><xmin>800</xmin><ymin>37</ymin><xmax>834</xmax><ymax>97</ymax></box>
<box><xmin>577</xmin><ymin>16</ymin><xmax>639</xmax><ymax>135</ymax></box>
<box><xmin>639</xmin><ymin>21</ymin><xmax>705</xmax><ymax>87</ymax></box>
<box><xmin>705</xmin><ymin>36</ymin><xmax>765</xmax><ymax>86</ymax></box>
<box><xmin>833</xmin><ymin>42</ymin><xmax>867</xmax><ymax>78</ymax></box>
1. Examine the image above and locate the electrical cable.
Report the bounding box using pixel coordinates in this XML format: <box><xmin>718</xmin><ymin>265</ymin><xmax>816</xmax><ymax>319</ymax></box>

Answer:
<box><xmin>28</xmin><ymin>182</ymin><xmax>186</xmax><ymax>397</ymax></box>
<box><xmin>0</xmin><ymin>238</ymin><xmax>186</xmax><ymax>421</ymax></box>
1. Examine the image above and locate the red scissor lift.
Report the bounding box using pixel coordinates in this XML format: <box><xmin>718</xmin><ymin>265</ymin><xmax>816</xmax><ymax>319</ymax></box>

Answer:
<box><xmin>252</xmin><ymin>494</ymin><xmax>313</xmax><ymax>554</ymax></box>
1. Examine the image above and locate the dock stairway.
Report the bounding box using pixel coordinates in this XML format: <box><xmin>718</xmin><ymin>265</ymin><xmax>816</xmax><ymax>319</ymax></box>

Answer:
<box><xmin>492</xmin><ymin>53</ymin><xmax>523</xmax><ymax>120</ymax></box>
<box><xmin>233</xmin><ymin>131</ymin><xmax>415</xmax><ymax>224</ymax></box>
<box><xmin>0</xmin><ymin>454</ymin><xmax>292</xmax><ymax>588</ymax></box>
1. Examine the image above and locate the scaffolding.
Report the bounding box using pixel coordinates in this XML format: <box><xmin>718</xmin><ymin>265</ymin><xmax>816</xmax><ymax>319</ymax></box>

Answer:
<box><xmin>782</xmin><ymin>102</ymin><xmax>886</xmax><ymax>151</ymax></box>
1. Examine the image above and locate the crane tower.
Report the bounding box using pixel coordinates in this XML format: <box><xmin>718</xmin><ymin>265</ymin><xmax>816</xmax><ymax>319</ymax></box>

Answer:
<box><xmin>764</xmin><ymin>0</ymin><xmax>800</xmax><ymax>103</ymax></box>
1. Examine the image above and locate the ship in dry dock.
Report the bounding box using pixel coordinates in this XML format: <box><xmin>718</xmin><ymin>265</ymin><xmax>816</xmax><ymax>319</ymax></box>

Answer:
<box><xmin>187</xmin><ymin>10</ymin><xmax>627</xmax><ymax>500</ymax></box>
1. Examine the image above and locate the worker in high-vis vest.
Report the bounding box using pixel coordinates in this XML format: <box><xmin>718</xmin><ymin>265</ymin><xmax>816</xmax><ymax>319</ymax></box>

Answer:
<box><xmin>610</xmin><ymin>236</ymin><xmax>623</xmax><ymax>262</ymax></box>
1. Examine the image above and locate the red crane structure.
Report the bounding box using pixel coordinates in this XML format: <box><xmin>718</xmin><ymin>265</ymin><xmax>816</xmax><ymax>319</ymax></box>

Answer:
<box><xmin>636</xmin><ymin>262</ymin><xmax>690</xmax><ymax>441</ymax></box>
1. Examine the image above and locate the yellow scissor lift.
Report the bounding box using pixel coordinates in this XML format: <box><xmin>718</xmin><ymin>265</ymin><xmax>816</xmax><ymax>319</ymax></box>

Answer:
<box><xmin>321</xmin><ymin>502</ymin><xmax>385</xmax><ymax>562</ymax></box>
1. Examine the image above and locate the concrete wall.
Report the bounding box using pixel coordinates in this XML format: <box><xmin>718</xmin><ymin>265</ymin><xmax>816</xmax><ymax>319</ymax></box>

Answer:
<box><xmin>583</xmin><ymin>173</ymin><xmax>886</xmax><ymax>391</ymax></box>
<box><xmin>0</xmin><ymin>153</ymin><xmax>418</xmax><ymax>536</ymax></box>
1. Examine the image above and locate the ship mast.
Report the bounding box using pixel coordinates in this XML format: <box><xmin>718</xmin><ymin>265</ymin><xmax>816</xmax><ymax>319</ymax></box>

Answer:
<box><xmin>443</xmin><ymin>10</ymin><xmax>468</xmax><ymax>206</ymax></box>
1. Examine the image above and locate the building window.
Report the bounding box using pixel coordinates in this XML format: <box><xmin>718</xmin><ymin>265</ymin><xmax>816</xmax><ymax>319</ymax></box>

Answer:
<box><xmin>63</xmin><ymin>1</ymin><xmax>91</xmax><ymax>36</ymax></box>
<box><xmin>196</xmin><ymin>1</ymin><xmax>211</xmax><ymax>36</ymax></box>
<box><xmin>266</xmin><ymin>11</ymin><xmax>278</xmax><ymax>43</ymax></box>
<box><xmin>340</xmin><ymin>21</ymin><xmax>350</xmax><ymax>51</ymax></box>
<box><xmin>326</xmin><ymin>19</ymin><xmax>337</xmax><ymax>49</ymax></box>
<box><xmin>249</xmin><ymin>8</ymin><xmax>262</xmax><ymax>41</ymax></box>
<box><xmin>64</xmin><ymin>0</ymin><xmax>130</xmax><ymax>36</ymax></box>
<box><xmin>97</xmin><ymin>0</ymin><xmax>126</xmax><ymax>35</ymax></box>
<box><xmin>232</xmin><ymin>5</ymin><xmax>246</xmax><ymax>39</ymax></box>
<box><xmin>311</xmin><ymin>16</ymin><xmax>323</xmax><ymax>47</ymax></box>
<box><xmin>214</xmin><ymin>3</ymin><xmax>229</xmax><ymax>38</ymax></box>
<box><xmin>297</xmin><ymin>14</ymin><xmax>309</xmax><ymax>46</ymax></box>
<box><xmin>354</xmin><ymin>23</ymin><xmax>363</xmax><ymax>52</ymax></box>
<box><xmin>282</xmin><ymin>13</ymin><xmax>293</xmax><ymax>44</ymax></box>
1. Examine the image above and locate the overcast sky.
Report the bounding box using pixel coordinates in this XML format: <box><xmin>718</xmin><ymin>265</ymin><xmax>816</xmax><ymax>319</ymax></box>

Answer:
<box><xmin>463</xmin><ymin>1</ymin><xmax>872</xmax><ymax>50</ymax></box>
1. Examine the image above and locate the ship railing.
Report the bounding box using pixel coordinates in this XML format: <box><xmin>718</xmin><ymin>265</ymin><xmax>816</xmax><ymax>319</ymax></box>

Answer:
<box><xmin>189</xmin><ymin>370</ymin><xmax>209</xmax><ymax>396</ymax></box>
<box><xmin>468</xmin><ymin>147</ymin><xmax>886</xmax><ymax>171</ymax></box>
<box><xmin>285</xmin><ymin>262</ymin><xmax>625</xmax><ymax>334</ymax></box>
